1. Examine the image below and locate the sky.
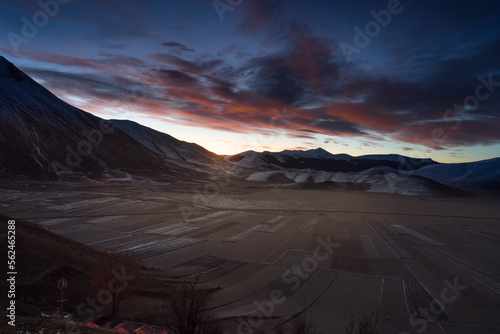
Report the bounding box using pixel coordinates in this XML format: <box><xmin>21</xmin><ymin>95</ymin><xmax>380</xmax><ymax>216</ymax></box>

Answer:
<box><xmin>1</xmin><ymin>0</ymin><xmax>500</xmax><ymax>162</ymax></box>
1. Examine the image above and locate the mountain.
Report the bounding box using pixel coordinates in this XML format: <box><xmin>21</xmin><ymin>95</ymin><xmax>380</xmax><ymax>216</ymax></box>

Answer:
<box><xmin>0</xmin><ymin>56</ymin><xmax>218</xmax><ymax>181</ymax></box>
<box><xmin>227</xmin><ymin>148</ymin><xmax>437</xmax><ymax>172</ymax></box>
<box><xmin>409</xmin><ymin>158</ymin><xmax>500</xmax><ymax>193</ymax></box>
<box><xmin>111</xmin><ymin>119</ymin><xmax>223</xmax><ymax>166</ymax></box>
<box><xmin>235</xmin><ymin>148</ymin><xmax>499</xmax><ymax>195</ymax></box>
<box><xmin>244</xmin><ymin>166</ymin><xmax>468</xmax><ymax>196</ymax></box>
<box><xmin>1</xmin><ymin>55</ymin><xmax>497</xmax><ymax>195</ymax></box>
<box><xmin>279</xmin><ymin>147</ymin><xmax>345</xmax><ymax>160</ymax></box>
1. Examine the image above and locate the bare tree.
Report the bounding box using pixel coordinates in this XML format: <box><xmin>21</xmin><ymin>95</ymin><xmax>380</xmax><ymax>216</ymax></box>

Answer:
<box><xmin>157</xmin><ymin>279</ymin><xmax>222</xmax><ymax>334</ymax></box>
<box><xmin>344</xmin><ymin>311</ymin><xmax>379</xmax><ymax>334</ymax></box>
<box><xmin>91</xmin><ymin>249</ymin><xmax>138</xmax><ymax>318</ymax></box>
<box><xmin>275</xmin><ymin>306</ymin><xmax>320</xmax><ymax>334</ymax></box>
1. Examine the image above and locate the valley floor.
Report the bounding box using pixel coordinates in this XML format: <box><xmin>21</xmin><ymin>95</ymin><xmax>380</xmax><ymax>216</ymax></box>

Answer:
<box><xmin>1</xmin><ymin>179</ymin><xmax>500</xmax><ymax>333</ymax></box>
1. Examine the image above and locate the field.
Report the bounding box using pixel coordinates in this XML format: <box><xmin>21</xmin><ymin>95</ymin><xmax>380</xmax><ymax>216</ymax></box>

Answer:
<box><xmin>2</xmin><ymin>178</ymin><xmax>500</xmax><ymax>333</ymax></box>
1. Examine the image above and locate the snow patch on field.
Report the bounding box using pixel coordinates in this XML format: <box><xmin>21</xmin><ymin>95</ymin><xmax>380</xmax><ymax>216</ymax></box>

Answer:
<box><xmin>258</xmin><ymin>216</ymin><xmax>289</xmax><ymax>233</ymax></box>
<box><xmin>49</xmin><ymin>197</ymin><xmax>115</xmax><ymax>211</ymax></box>
<box><xmin>246</xmin><ymin>171</ymin><xmax>279</xmax><ymax>181</ymax></box>
<box><xmin>300</xmin><ymin>218</ymin><xmax>319</xmax><ymax>232</ymax></box>
<box><xmin>37</xmin><ymin>217</ymin><xmax>75</xmax><ymax>226</ymax></box>
<box><xmin>142</xmin><ymin>220</ymin><xmax>201</xmax><ymax>236</ymax></box>
<box><xmin>225</xmin><ymin>225</ymin><xmax>262</xmax><ymax>242</ymax></box>
<box><xmin>390</xmin><ymin>224</ymin><xmax>442</xmax><ymax>246</ymax></box>
<box><xmin>189</xmin><ymin>210</ymin><xmax>235</xmax><ymax>223</ymax></box>
<box><xmin>210</xmin><ymin>197</ymin><xmax>279</xmax><ymax>210</ymax></box>
<box><xmin>118</xmin><ymin>236</ymin><xmax>200</xmax><ymax>257</ymax></box>
<box><xmin>85</xmin><ymin>216</ymin><xmax>121</xmax><ymax>224</ymax></box>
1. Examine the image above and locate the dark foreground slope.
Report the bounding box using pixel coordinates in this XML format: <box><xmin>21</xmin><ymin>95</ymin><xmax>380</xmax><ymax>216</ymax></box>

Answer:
<box><xmin>0</xmin><ymin>215</ymin><xmax>168</xmax><ymax>326</ymax></box>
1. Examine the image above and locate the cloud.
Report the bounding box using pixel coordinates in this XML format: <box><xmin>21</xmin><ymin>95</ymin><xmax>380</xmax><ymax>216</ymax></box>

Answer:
<box><xmin>161</xmin><ymin>41</ymin><xmax>196</xmax><ymax>53</ymax></box>
<box><xmin>393</xmin><ymin>119</ymin><xmax>500</xmax><ymax>149</ymax></box>
<box><xmin>289</xmin><ymin>146</ymin><xmax>309</xmax><ymax>151</ymax></box>
<box><xmin>238</xmin><ymin>0</ymin><xmax>284</xmax><ymax>32</ymax></box>
<box><xmin>286</xmin><ymin>133</ymin><xmax>317</xmax><ymax>140</ymax></box>
<box><xmin>236</xmin><ymin>36</ymin><xmax>342</xmax><ymax>106</ymax></box>
<box><xmin>362</xmin><ymin>141</ymin><xmax>383</xmax><ymax>148</ymax></box>
<box><xmin>6</xmin><ymin>16</ymin><xmax>500</xmax><ymax>154</ymax></box>
<box><xmin>23</xmin><ymin>68</ymin><xmax>147</xmax><ymax>102</ymax></box>
<box><xmin>149</xmin><ymin>53</ymin><xmax>203</xmax><ymax>74</ymax></box>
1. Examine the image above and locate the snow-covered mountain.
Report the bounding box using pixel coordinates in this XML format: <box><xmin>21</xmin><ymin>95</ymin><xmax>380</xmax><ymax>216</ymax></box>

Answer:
<box><xmin>111</xmin><ymin>119</ymin><xmax>222</xmax><ymax>165</ymax></box>
<box><xmin>358</xmin><ymin>154</ymin><xmax>434</xmax><ymax>165</ymax></box>
<box><xmin>233</xmin><ymin>148</ymin><xmax>500</xmax><ymax>195</ymax></box>
<box><xmin>279</xmin><ymin>147</ymin><xmax>346</xmax><ymax>160</ymax></box>
<box><xmin>245</xmin><ymin>166</ymin><xmax>467</xmax><ymax>196</ymax></box>
<box><xmin>409</xmin><ymin>158</ymin><xmax>500</xmax><ymax>193</ymax></box>
<box><xmin>1</xmin><ymin>55</ymin><xmax>498</xmax><ymax>195</ymax></box>
<box><xmin>0</xmin><ymin>56</ymin><xmax>218</xmax><ymax>180</ymax></box>
<box><xmin>228</xmin><ymin>148</ymin><xmax>437</xmax><ymax>172</ymax></box>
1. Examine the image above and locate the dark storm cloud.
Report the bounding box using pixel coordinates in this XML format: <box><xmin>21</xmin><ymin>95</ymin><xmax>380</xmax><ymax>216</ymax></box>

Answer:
<box><xmin>245</xmin><ymin>56</ymin><xmax>305</xmax><ymax>105</ymax></box>
<box><xmin>306</xmin><ymin>117</ymin><xmax>365</xmax><ymax>136</ymax></box>
<box><xmin>153</xmin><ymin>69</ymin><xmax>200</xmax><ymax>87</ymax></box>
<box><xmin>149</xmin><ymin>53</ymin><xmax>203</xmax><ymax>74</ymax></box>
<box><xmin>161</xmin><ymin>41</ymin><xmax>196</xmax><ymax>53</ymax></box>
<box><xmin>238</xmin><ymin>0</ymin><xmax>285</xmax><ymax>32</ymax></box>
<box><xmin>0</xmin><ymin>48</ymin><xmax>149</xmax><ymax>75</ymax></box>
<box><xmin>23</xmin><ymin>67</ymin><xmax>161</xmax><ymax>103</ymax></box>
<box><xmin>238</xmin><ymin>35</ymin><xmax>342</xmax><ymax>106</ymax></box>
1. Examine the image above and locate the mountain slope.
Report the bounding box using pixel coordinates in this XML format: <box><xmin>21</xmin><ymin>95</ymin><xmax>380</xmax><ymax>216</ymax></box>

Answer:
<box><xmin>245</xmin><ymin>166</ymin><xmax>468</xmax><ymax>196</ymax></box>
<box><xmin>0</xmin><ymin>56</ymin><xmax>219</xmax><ymax>180</ymax></box>
<box><xmin>111</xmin><ymin>119</ymin><xmax>223</xmax><ymax>166</ymax></box>
<box><xmin>410</xmin><ymin>158</ymin><xmax>500</xmax><ymax>192</ymax></box>
<box><xmin>228</xmin><ymin>148</ymin><xmax>437</xmax><ymax>172</ymax></box>
<box><xmin>0</xmin><ymin>214</ymin><xmax>168</xmax><ymax>328</ymax></box>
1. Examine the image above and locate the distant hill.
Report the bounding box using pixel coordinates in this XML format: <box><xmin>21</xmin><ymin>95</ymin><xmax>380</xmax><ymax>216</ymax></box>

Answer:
<box><xmin>227</xmin><ymin>148</ymin><xmax>437</xmax><ymax>172</ymax></box>
<box><xmin>409</xmin><ymin>157</ymin><xmax>500</xmax><ymax>193</ymax></box>
<box><xmin>230</xmin><ymin>148</ymin><xmax>499</xmax><ymax>195</ymax></box>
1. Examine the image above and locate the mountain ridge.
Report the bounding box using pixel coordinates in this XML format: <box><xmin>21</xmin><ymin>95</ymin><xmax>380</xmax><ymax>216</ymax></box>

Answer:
<box><xmin>111</xmin><ymin>119</ymin><xmax>222</xmax><ymax>165</ymax></box>
<box><xmin>227</xmin><ymin>148</ymin><xmax>438</xmax><ymax>172</ymax></box>
<box><xmin>1</xmin><ymin>56</ymin><xmax>498</xmax><ymax>194</ymax></box>
<box><xmin>0</xmin><ymin>56</ymin><xmax>218</xmax><ymax>180</ymax></box>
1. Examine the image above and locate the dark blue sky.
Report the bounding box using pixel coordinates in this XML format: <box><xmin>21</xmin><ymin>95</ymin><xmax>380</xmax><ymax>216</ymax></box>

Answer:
<box><xmin>2</xmin><ymin>0</ymin><xmax>500</xmax><ymax>161</ymax></box>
